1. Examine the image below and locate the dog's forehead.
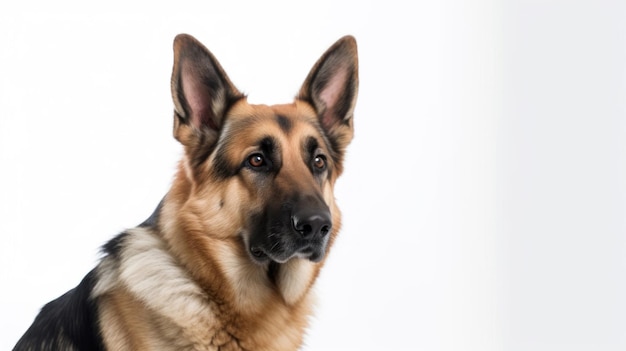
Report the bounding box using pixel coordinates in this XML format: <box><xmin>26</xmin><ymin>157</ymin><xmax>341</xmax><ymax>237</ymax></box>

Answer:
<box><xmin>224</xmin><ymin>100</ymin><xmax>322</xmax><ymax>143</ymax></box>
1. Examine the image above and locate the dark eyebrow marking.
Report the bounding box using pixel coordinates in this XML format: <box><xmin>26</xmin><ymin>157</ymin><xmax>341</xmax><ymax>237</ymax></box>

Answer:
<box><xmin>275</xmin><ymin>115</ymin><xmax>293</xmax><ymax>133</ymax></box>
<box><xmin>259</xmin><ymin>136</ymin><xmax>278</xmax><ymax>154</ymax></box>
<box><xmin>304</xmin><ymin>135</ymin><xmax>332</xmax><ymax>179</ymax></box>
<box><xmin>305</xmin><ymin>136</ymin><xmax>319</xmax><ymax>155</ymax></box>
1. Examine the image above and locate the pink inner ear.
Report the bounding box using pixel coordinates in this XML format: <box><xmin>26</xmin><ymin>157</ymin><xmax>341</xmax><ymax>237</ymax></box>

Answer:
<box><xmin>182</xmin><ymin>65</ymin><xmax>215</xmax><ymax>129</ymax></box>
<box><xmin>319</xmin><ymin>67</ymin><xmax>348</xmax><ymax>128</ymax></box>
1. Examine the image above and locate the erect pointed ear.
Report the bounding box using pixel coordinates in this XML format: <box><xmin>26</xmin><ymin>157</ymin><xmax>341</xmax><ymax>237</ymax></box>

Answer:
<box><xmin>171</xmin><ymin>34</ymin><xmax>244</xmax><ymax>147</ymax></box>
<box><xmin>298</xmin><ymin>36</ymin><xmax>359</xmax><ymax>156</ymax></box>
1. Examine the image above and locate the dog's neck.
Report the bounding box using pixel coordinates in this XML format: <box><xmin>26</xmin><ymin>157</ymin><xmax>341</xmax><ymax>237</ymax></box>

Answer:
<box><xmin>94</xmin><ymin>224</ymin><xmax>314</xmax><ymax>350</ymax></box>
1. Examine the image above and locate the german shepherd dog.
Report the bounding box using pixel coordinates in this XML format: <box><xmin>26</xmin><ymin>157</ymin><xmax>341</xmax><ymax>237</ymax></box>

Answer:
<box><xmin>14</xmin><ymin>34</ymin><xmax>358</xmax><ymax>351</ymax></box>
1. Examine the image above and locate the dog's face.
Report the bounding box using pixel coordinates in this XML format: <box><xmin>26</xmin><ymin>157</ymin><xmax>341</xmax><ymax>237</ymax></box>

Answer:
<box><xmin>169</xmin><ymin>34</ymin><xmax>358</xmax><ymax>266</ymax></box>
<box><xmin>219</xmin><ymin>102</ymin><xmax>335</xmax><ymax>263</ymax></box>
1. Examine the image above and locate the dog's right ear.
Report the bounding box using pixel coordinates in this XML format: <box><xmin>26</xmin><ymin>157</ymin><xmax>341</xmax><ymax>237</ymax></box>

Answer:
<box><xmin>297</xmin><ymin>36</ymin><xmax>358</xmax><ymax>175</ymax></box>
<box><xmin>170</xmin><ymin>34</ymin><xmax>243</xmax><ymax>148</ymax></box>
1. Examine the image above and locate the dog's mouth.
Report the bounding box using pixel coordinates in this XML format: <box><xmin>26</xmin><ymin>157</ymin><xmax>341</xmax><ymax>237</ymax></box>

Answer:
<box><xmin>248</xmin><ymin>240</ymin><xmax>327</xmax><ymax>264</ymax></box>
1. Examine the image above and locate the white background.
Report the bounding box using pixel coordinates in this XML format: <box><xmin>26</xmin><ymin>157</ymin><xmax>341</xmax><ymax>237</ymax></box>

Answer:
<box><xmin>1</xmin><ymin>1</ymin><xmax>625</xmax><ymax>350</ymax></box>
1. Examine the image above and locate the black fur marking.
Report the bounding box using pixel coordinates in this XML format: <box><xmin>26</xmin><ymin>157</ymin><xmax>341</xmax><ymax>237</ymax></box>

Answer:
<box><xmin>13</xmin><ymin>270</ymin><xmax>105</xmax><ymax>351</ymax></box>
<box><xmin>275</xmin><ymin>115</ymin><xmax>292</xmax><ymax>133</ymax></box>
<box><xmin>259</xmin><ymin>137</ymin><xmax>278</xmax><ymax>162</ymax></box>
<box><xmin>267</xmin><ymin>261</ymin><xmax>280</xmax><ymax>286</ymax></box>
<box><xmin>101</xmin><ymin>232</ymin><xmax>129</xmax><ymax>259</ymax></box>
<box><xmin>305</xmin><ymin>134</ymin><xmax>333</xmax><ymax>179</ymax></box>
<box><xmin>139</xmin><ymin>198</ymin><xmax>164</xmax><ymax>229</ymax></box>
<box><xmin>248</xmin><ymin>136</ymin><xmax>280</xmax><ymax>174</ymax></box>
<box><xmin>213</xmin><ymin>143</ymin><xmax>239</xmax><ymax>179</ymax></box>
<box><xmin>192</xmin><ymin>132</ymin><xmax>220</xmax><ymax>169</ymax></box>
<box><xmin>305</xmin><ymin>136</ymin><xmax>319</xmax><ymax>156</ymax></box>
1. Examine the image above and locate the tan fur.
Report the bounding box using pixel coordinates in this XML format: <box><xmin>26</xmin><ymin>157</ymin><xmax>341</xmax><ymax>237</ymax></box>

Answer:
<box><xmin>13</xmin><ymin>33</ymin><xmax>357</xmax><ymax>351</ymax></box>
<box><xmin>92</xmin><ymin>35</ymin><xmax>358</xmax><ymax>351</ymax></box>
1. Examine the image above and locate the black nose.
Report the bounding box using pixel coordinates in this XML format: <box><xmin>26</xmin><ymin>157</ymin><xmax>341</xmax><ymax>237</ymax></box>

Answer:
<box><xmin>292</xmin><ymin>209</ymin><xmax>332</xmax><ymax>238</ymax></box>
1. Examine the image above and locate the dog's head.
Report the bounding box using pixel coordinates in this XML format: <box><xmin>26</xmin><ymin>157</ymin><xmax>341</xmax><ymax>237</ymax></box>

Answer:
<box><xmin>169</xmin><ymin>34</ymin><xmax>358</xmax><ymax>265</ymax></box>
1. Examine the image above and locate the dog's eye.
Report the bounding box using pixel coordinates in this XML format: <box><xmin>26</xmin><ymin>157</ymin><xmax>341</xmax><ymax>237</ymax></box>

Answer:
<box><xmin>248</xmin><ymin>154</ymin><xmax>265</xmax><ymax>168</ymax></box>
<box><xmin>313</xmin><ymin>155</ymin><xmax>326</xmax><ymax>170</ymax></box>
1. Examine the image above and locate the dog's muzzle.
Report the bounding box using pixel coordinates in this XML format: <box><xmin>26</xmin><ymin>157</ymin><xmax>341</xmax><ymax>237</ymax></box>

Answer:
<box><xmin>248</xmin><ymin>200</ymin><xmax>332</xmax><ymax>264</ymax></box>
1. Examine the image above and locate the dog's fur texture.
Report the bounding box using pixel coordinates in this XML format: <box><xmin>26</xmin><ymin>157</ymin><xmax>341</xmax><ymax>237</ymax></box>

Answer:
<box><xmin>13</xmin><ymin>34</ymin><xmax>358</xmax><ymax>351</ymax></box>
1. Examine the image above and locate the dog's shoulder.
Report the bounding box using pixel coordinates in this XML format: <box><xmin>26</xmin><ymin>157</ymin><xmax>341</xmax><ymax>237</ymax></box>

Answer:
<box><xmin>13</xmin><ymin>270</ymin><xmax>105</xmax><ymax>351</ymax></box>
<box><xmin>92</xmin><ymin>226</ymin><xmax>225</xmax><ymax>348</ymax></box>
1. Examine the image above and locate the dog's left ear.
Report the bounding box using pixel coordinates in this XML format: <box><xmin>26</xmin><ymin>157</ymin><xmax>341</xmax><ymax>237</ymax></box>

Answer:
<box><xmin>298</xmin><ymin>36</ymin><xmax>359</xmax><ymax>161</ymax></box>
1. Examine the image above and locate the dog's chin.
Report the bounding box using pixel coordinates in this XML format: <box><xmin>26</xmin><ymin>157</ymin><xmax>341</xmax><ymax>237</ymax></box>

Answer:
<box><xmin>248</xmin><ymin>245</ymin><xmax>325</xmax><ymax>265</ymax></box>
